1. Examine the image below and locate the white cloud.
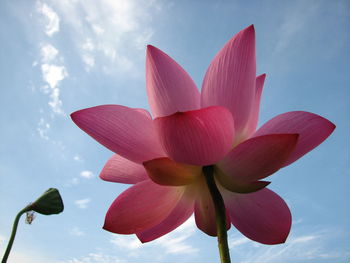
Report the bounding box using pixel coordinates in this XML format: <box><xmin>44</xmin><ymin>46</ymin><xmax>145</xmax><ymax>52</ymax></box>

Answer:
<box><xmin>80</xmin><ymin>170</ymin><xmax>94</xmax><ymax>179</ymax></box>
<box><xmin>229</xmin><ymin>236</ymin><xmax>250</xmax><ymax>248</ymax></box>
<box><xmin>82</xmin><ymin>38</ymin><xmax>95</xmax><ymax>52</ymax></box>
<box><xmin>34</xmin><ymin>8</ymin><xmax>67</xmax><ymax>116</ymax></box>
<box><xmin>0</xmin><ymin>234</ymin><xmax>6</xmax><ymax>245</ymax></box>
<box><xmin>59</xmin><ymin>252</ymin><xmax>126</xmax><ymax>263</ymax></box>
<box><xmin>91</xmin><ymin>24</ymin><xmax>105</xmax><ymax>35</ymax></box>
<box><xmin>49</xmin><ymin>87</ymin><xmax>64</xmax><ymax>114</ymax></box>
<box><xmin>111</xmin><ymin>235</ymin><xmax>143</xmax><ymax>251</ymax></box>
<box><xmin>40</xmin><ymin>64</ymin><xmax>67</xmax><ymax>115</ymax></box>
<box><xmin>1</xmin><ymin>248</ymin><xmax>55</xmax><ymax>263</ymax></box>
<box><xmin>37</xmin><ymin>2</ymin><xmax>60</xmax><ymax>36</ymax></box>
<box><xmin>70</xmin><ymin>227</ymin><xmax>85</xmax><ymax>237</ymax></box>
<box><xmin>229</xmin><ymin>227</ymin><xmax>350</xmax><ymax>263</ymax></box>
<box><xmin>70</xmin><ymin>177</ymin><xmax>79</xmax><ymax>185</ymax></box>
<box><xmin>37</xmin><ymin>117</ymin><xmax>50</xmax><ymax>140</ymax></box>
<box><xmin>73</xmin><ymin>155</ymin><xmax>83</xmax><ymax>162</ymax></box>
<box><xmin>154</xmin><ymin>216</ymin><xmax>199</xmax><ymax>255</ymax></box>
<box><xmin>110</xmin><ymin>216</ymin><xmax>198</xmax><ymax>257</ymax></box>
<box><xmin>64</xmin><ymin>177</ymin><xmax>79</xmax><ymax>187</ymax></box>
<box><xmin>38</xmin><ymin>44</ymin><xmax>67</xmax><ymax>117</ymax></box>
<box><xmin>273</xmin><ymin>1</ymin><xmax>319</xmax><ymax>54</ymax></box>
<box><xmin>82</xmin><ymin>54</ymin><xmax>95</xmax><ymax>71</ymax></box>
<box><xmin>41</xmin><ymin>64</ymin><xmax>67</xmax><ymax>90</ymax></box>
<box><xmin>41</xmin><ymin>44</ymin><xmax>58</xmax><ymax>62</ymax></box>
<box><xmin>50</xmin><ymin>0</ymin><xmax>161</xmax><ymax>74</ymax></box>
<box><xmin>74</xmin><ymin>198</ymin><xmax>91</xmax><ymax>209</ymax></box>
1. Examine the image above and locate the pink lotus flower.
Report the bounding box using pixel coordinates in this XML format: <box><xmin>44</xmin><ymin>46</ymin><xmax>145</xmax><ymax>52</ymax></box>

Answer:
<box><xmin>71</xmin><ymin>25</ymin><xmax>335</xmax><ymax>245</ymax></box>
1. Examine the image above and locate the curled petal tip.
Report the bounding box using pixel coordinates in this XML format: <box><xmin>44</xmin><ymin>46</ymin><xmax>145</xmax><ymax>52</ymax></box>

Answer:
<box><xmin>257</xmin><ymin>73</ymin><xmax>266</xmax><ymax>80</ymax></box>
<box><xmin>241</xmin><ymin>24</ymin><xmax>255</xmax><ymax>35</ymax></box>
<box><xmin>330</xmin><ymin>122</ymin><xmax>336</xmax><ymax>130</ymax></box>
<box><xmin>146</xmin><ymin>45</ymin><xmax>163</xmax><ymax>58</ymax></box>
<box><xmin>70</xmin><ymin>109</ymin><xmax>81</xmax><ymax>122</ymax></box>
<box><xmin>248</xmin><ymin>24</ymin><xmax>255</xmax><ymax>30</ymax></box>
<box><xmin>146</xmin><ymin>44</ymin><xmax>156</xmax><ymax>53</ymax></box>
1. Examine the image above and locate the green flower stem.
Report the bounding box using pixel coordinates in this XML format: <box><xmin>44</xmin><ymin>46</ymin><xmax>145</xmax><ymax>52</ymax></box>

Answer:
<box><xmin>1</xmin><ymin>206</ymin><xmax>31</xmax><ymax>263</ymax></box>
<box><xmin>203</xmin><ymin>165</ymin><xmax>231</xmax><ymax>263</ymax></box>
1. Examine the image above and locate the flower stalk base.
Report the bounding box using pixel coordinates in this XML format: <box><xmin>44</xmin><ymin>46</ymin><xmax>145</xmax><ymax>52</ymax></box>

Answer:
<box><xmin>203</xmin><ymin>165</ymin><xmax>231</xmax><ymax>263</ymax></box>
<box><xmin>1</xmin><ymin>206</ymin><xmax>30</xmax><ymax>263</ymax></box>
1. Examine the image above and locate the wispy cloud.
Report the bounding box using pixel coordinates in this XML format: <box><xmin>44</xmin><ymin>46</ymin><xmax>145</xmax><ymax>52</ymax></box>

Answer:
<box><xmin>59</xmin><ymin>252</ymin><xmax>126</xmax><ymax>263</ymax></box>
<box><xmin>153</xmin><ymin>216</ymin><xmax>199</xmax><ymax>255</ymax></box>
<box><xmin>73</xmin><ymin>155</ymin><xmax>83</xmax><ymax>162</ymax></box>
<box><xmin>74</xmin><ymin>198</ymin><xmax>91</xmax><ymax>209</ymax></box>
<box><xmin>37</xmin><ymin>1</ymin><xmax>60</xmax><ymax>36</ymax></box>
<box><xmin>37</xmin><ymin>117</ymin><xmax>50</xmax><ymax>140</ymax></box>
<box><xmin>0</xmin><ymin>234</ymin><xmax>6</xmax><ymax>246</ymax></box>
<box><xmin>0</xmin><ymin>248</ymin><xmax>55</xmax><ymax>263</ymax></box>
<box><xmin>35</xmin><ymin>3</ymin><xmax>67</xmax><ymax>116</ymax></box>
<box><xmin>50</xmin><ymin>0</ymin><xmax>162</xmax><ymax>74</ymax></box>
<box><xmin>65</xmin><ymin>177</ymin><xmax>79</xmax><ymax>187</ymax></box>
<box><xmin>228</xmin><ymin>226</ymin><xmax>350</xmax><ymax>263</ymax></box>
<box><xmin>80</xmin><ymin>170</ymin><xmax>94</xmax><ymax>179</ymax></box>
<box><xmin>229</xmin><ymin>236</ymin><xmax>250</xmax><ymax>248</ymax></box>
<box><xmin>110</xmin><ymin>216</ymin><xmax>199</xmax><ymax>258</ymax></box>
<box><xmin>40</xmin><ymin>43</ymin><xmax>59</xmax><ymax>62</ymax></box>
<box><xmin>272</xmin><ymin>1</ymin><xmax>319</xmax><ymax>55</ymax></box>
<box><xmin>70</xmin><ymin>227</ymin><xmax>85</xmax><ymax>237</ymax></box>
<box><xmin>111</xmin><ymin>235</ymin><xmax>143</xmax><ymax>252</ymax></box>
<box><xmin>39</xmin><ymin>43</ymin><xmax>67</xmax><ymax>116</ymax></box>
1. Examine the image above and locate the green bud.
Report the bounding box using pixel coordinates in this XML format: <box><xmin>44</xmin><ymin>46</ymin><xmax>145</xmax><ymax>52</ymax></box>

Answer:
<box><xmin>29</xmin><ymin>188</ymin><xmax>64</xmax><ymax>215</ymax></box>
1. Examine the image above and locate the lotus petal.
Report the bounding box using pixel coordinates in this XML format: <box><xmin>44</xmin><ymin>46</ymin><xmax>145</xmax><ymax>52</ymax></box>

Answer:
<box><xmin>155</xmin><ymin>106</ymin><xmax>235</xmax><ymax>166</ymax></box>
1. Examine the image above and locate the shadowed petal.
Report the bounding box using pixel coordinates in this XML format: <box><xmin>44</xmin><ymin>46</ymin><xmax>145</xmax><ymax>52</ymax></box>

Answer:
<box><xmin>71</xmin><ymin>105</ymin><xmax>165</xmax><ymax>164</ymax></box>
<box><xmin>217</xmin><ymin>134</ymin><xmax>298</xmax><ymax>187</ymax></box>
<box><xmin>223</xmin><ymin>188</ymin><xmax>292</xmax><ymax>245</ymax></box>
<box><xmin>155</xmin><ymin>106</ymin><xmax>235</xmax><ymax>166</ymax></box>
<box><xmin>146</xmin><ymin>45</ymin><xmax>200</xmax><ymax>117</ymax></box>
<box><xmin>100</xmin><ymin>154</ymin><xmax>148</xmax><ymax>184</ymax></box>
<box><xmin>216</xmin><ymin>166</ymin><xmax>270</xmax><ymax>194</ymax></box>
<box><xmin>143</xmin><ymin>157</ymin><xmax>202</xmax><ymax>186</ymax></box>
<box><xmin>137</xmin><ymin>191</ymin><xmax>195</xmax><ymax>242</ymax></box>
<box><xmin>245</xmin><ymin>74</ymin><xmax>266</xmax><ymax>137</ymax></box>
<box><xmin>254</xmin><ymin>111</ymin><xmax>336</xmax><ymax>167</ymax></box>
<box><xmin>103</xmin><ymin>180</ymin><xmax>184</xmax><ymax>234</ymax></box>
<box><xmin>201</xmin><ymin>25</ymin><xmax>256</xmax><ymax>137</ymax></box>
<box><xmin>194</xmin><ymin>178</ymin><xmax>231</xmax><ymax>236</ymax></box>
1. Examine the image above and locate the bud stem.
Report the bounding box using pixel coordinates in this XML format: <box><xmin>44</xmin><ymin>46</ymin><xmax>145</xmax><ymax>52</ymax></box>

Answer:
<box><xmin>1</xmin><ymin>206</ymin><xmax>31</xmax><ymax>263</ymax></box>
<box><xmin>203</xmin><ymin>165</ymin><xmax>231</xmax><ymax>263</ymax></box>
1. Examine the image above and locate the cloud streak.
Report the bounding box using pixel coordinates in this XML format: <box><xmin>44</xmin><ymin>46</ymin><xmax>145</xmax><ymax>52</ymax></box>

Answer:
<box><xmin>80</xmin><ymin>170</ymin><xmax>94</xmax><ymax>179</ymax></box>
<box><xmin>74</xmin><ymin>198</ymin><xmax>91</xmax><ymax>209</ymax></box>
<box><xmin>50</xmin><ymin>0</ymin><xmax>161</xmax><ymax>74</ymax></box>
<box><xmin>110</xmin><ymin>216</ymin><xmax>199</xmax><ymax>257</ymax></box>
<box><xmin>39</xmin><ymin>43</ymin><xmax>67</xmax><ymax>115</ymax></box>
<box><xmin>37</xmin><ymin>1</ymin><xmax>60</xmax><ymax>36</ymax></box>
<box><xmin>228</xmin><ymin>226</ymin><xmax>350</xmax><ymax>263</ymax></box>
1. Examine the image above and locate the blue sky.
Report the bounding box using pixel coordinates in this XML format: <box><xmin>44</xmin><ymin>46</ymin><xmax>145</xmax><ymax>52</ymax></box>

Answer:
<box><xmin>0</xmin><ymin>0</ymin><xmax>349</xmax><ymax>262</ymax></box>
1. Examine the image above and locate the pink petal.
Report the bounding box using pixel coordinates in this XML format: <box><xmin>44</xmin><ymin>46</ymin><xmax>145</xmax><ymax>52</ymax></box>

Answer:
<box><xmin>254</xmin><ymin>111</ymin><xmax>336</xmax><ymax>167</ymax></box>
<box><xmin>217</xmin><ymin>134</ymin><xmax>298</xmax><ymax>187</ymax></box>
<box><xmin>146</xmin><ymin>45</ymin><xmax>200</xmax><ymax>117</ymax></box>
<box><xmin>223</xmin><ymin>188</ymin><xmax>292</xmax><ymax>244</ymax></box>
<box><xmin>194</xmin><ymin>178</ymin><xmax>231</xmax><ymax>236</ymax></box>
<box><xmin>154</xmin><ymin>106</ymin><xmax>235</xmax><ymax>166</ymax></box>
<box><xmin>201</xmin><ymin>25</ymin><xmax>256</xmax><ymax>137</ymax></box>
<box><xmin>71</xmin><ymin>105</ymin><xmax>165</xmax><ymax>164</ymax></box>
<box><xmin>216</xmin><ymin>168</ymin><xmax>270</xmax><ymax>194</ymax></box>
<box><xmin>143</xmin><ymin>157</ymin><xmax>202</xmax><ymax>186</ymax></box>
<box><xmin>245</xmin><ymin>74</ymin><xmax>266</xmax><ymax>137</ymax></box>
<box><xmin>137</xmin><ymin>190</ymin><xmax>195</xmax><ymax>242</ymax></box>
<box><xmin>100</xmin><ymin>154</ymin><xmax>148</xmax><ymax>184</ymax></box>
<box><xmin>103</xmin><ymin>180</ymin><xmax>184</xmax><ymax>234</ymax></box>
